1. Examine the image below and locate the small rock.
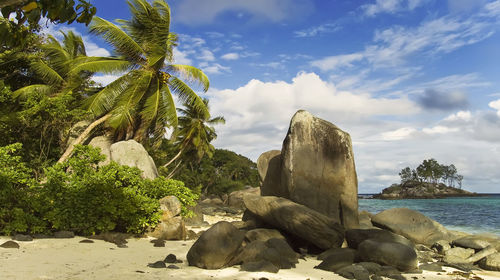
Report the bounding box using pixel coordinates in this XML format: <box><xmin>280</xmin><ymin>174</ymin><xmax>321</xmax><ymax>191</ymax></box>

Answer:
<box><xmin>164</xmin><ymin>254</ymin><xmax>177</xmax><ymax>263</ymax></box>
<box><xmin>336</xmin><ymin>264</ymin><xmax>370</xmax><ymax>280</ymax></box>
<box><xmin>479</xmin><ymin>252</ymin><xmax>500</xmax><ymax>271</ymax></box>
<box><xmin>13</xmin><ymin>234</ymin><xmax>33</xmax><ymax>242</ymax></box>
<box><xmin>150</xmin><ymin>239</ymin><xmax>165</xmax><ymax>247</ymax></box>
<box><xmin>466</xmin><ymin>246</ymin><xmax>497</xmax><ymax>263</ymax></box>
<box><xmin>79</xmin><ymin>239</ymin><xmax>94</xmax><ymax>243</ymax></box>
<box><xmin>240</xmin><ymin>260</ymin><xmax>279</xmax><ymax>273</ymax></box>
<box><xmin>148</xmin><ymin>261</ymin><xmax>166</xmax><ymax>268</ymax></box>
<box><xmin>431</xmin><ymin>240</ymin><xmax>451</xmax><ymax>255</ymax></box>
<box><xmin>54</xmin><ymin>231</ymin><xmax>75</xmax><ymax>238</ymax></box>
<box><xmin>443</xmin><ymin>247</ymin><xmax>475</xmax><ymax>264</ymax></box>
<box><xmin>167</xmin><ymin>264</ymin><xmax>180</xmax><ymax>269</ymax></box>
<box><xmin>453</xmin><ymin>236</ymin><xmax>491</xmax><ymax>250</ymax></box>
<box><xmin>0</xmin><ymin>241</ymin><xmax>19</xmax><ymax>249</ymax></box>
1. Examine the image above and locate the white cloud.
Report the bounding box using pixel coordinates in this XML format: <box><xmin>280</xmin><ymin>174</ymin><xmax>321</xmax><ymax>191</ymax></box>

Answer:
<box><xmin>294</xmin><ymin>22</ymin><xmax>341</xmax><ymax>37</ymax></box>
<box><xmin>310</xmin><ymin>53</ymin><xmax>364</xmax><ymax>71</ymax></box>
<box><xmin>444</xmin><ymin>111</ymin><xmax>472</xmax><ymax>122</ymax></box>
<box><xmin>489</xmin><ymin>99</ymin><xmax>500</xmax><ymax>117</ymax></box>
<box><xmin>201</xmin><ymin>63</ymin><xmax>231</xmax><ymax>75</ymax></box>
<box><xmin>173</xmin><ymin>48</ymin><xmax>192</xmax><ymax>65</ymax></box>
<box><xmin>221</xmin><ymin>53</ymin><xmax>239</xmax><ymax>60</ymax></box>
<box><xmin>91</xmin><ymin>74</ymin><xmax>121</xmax><ymax>86</ymax></box>
<box><xmin>198</xmin><ymin>49</ymin><xmax>215</xmax><ymax>61</ymax></box>
<box><xmin>381</xmin><ymin>127</ymin><xmax>417</xmax><ymax>140</ymax></box>
<box><xmin>173</xmin><ymin>0</ymin><xmax>314</xmax><ymax>25</ymax></box>
<box><xmin>361</xmin><ymin>0</ymin><xmax>426</xmax><ymax>17</ymax></box>
<box><xmin>422</xmin><ymin>125</ymin><xmax>459</xmax><ymax>134</ymax></box>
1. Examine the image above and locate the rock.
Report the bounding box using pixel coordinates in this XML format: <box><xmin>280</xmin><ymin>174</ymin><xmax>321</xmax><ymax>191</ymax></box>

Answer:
<box><xmin>187</xmin><ymin>221</ymin><xmax>245</xmax><ymax>269</ymax></box>
<box><xmin>244</xmin><ymin>228</ymin><xmax>286</xmax><ymax>243</ymax></box>
<box><xmin>149</xmin><ymin>216</ymin><xmax>186</xmax><ymax>240</ymax></box>
<box><xmin>419</xmin><ymin>262</ymin><xmax>445</xmax><ymax>272</ymax></box>
<box><xmin>357</xmin><ymin>262</ymin><xmax>382</xmax><ymax>274</ymax></box>
<box><xmin>89</xmin><ymin>232</ymin><xmax>129</xmax><ymax>247</ymax></box>
<box><xmin>257</xmin><ymin>150</ymin><xmax>285</xmax><ymax>197</ymax></box>
<box><xmin>452</xmin><ymin>235</ymin><xmax>492</xmax><ymax>250</ymax></box>
<box><xmin>243</xmin><ymin>194</ymin><xmax>345</xmax><ymax>250</ymax></box>
<box><xmin>148</xmin><ymin>261</ymin><xmax>166</xmax><ymax>268</ymax></box>
<box><xmin>167</xmin><ymin>264</ymin><xmax>180</xmax><ymax>269</ymax></box>
<box><xmin>315</xmin><ymin>248</ymin><xmax>357</xmax><ymax>272</ymax></box>
<box><xmin>229</xmin><ymin>238</ymin><xmax>299</xmax><ymax>270</ymax></box>
<box><xmin>479</xmin><ymin>252</ymin><xmax>500</xmax><ymax>271</ymax></box>
<box><xmin>358</xmin><ymin>210</ymin><xmax>373</xmax><ymax>229</ymax></box>
<box><xmin>200</xmin><ymin>197</ymin><xmax>224</xmax><ymax>207</ymax></box>
<box><xmin>186</xmin><ymin>230</ymin><xmax>199</xmax><ymax>240</ymax></box>
<box><xmin>0</xmin><ymin>241</ymin><xmax>19</xmax><ymax>249</ymax></box>
<box><xmin>13</xmin><ymin>234</ymin><xmax>33</xmax><ymax>241</ymax></box>
<box><xmin>266</xmin><ymin>238</ymin><xmax>300</xmax><ymax>269</ymax></box>
<box><xmin>164</xmin><ymin>254</ymin><xmax>178</xmax><ymax>263</ymax></box>
<box><xmin>371</xmin><ymin>208</ymin><xmax>456</xmax><ymax>246</ymax></box>
<box><xmin>109</xmin><ymin>140</ymin><xmax>158</xmax><ymax>179</ymax></box>
<box><xmin>431</xmin><ymin>240</ymin><xmax>451</xmax><ymax>255</ymax></box>
<box><xmin>54</xmin><ymin>231</ymin><xmax>74</xmax><ymax>238</ymax></box>
<box><xmin>88</xmin><ymin>136</ymin><xmax>112</xmax><ymax>165</ymax></box>
<box><xmin>466</xmin><ymin>246</ymin><xmax>497</xmax><ymax>263</ymax></box>
<box><xmin>240</xmin><ymin>260</ymin><xmax>279</xmax><ymax>273</ymax></box>
<box><xmin>183</xmin><ymin>204</ymin><xmax>206</xmax><ymax>227</ymax></box>
<box><xmin>79</xmin><ymin>239</ymin><xmax>94</xmax><ymax>244</ymax></box>
<box><xmin>159</xmin><ymin>196</ymin><xmax>182</xmax><ymax>220</ymax></box>
<box><xmin>345</xmin><ymin>228</ymin><xmax>414</xmax><ymax>249</ymax></box>
<box><xmin>444</xmin><ymin>247</ymin><xmax>475</xmax><ymax>260</ymax></box>
<box><xmin>336</xmin><ymin>264</ymin><xmax>370</xmax><ymax>280</ymax></box>
<box><xmin>280</xmin><ymin>110</ymin><xmax>359</xmax><ymax>229</ymax></box>
<box><xmin>229</xmin><ymin>240</ymin><xmax>269</xmax><ymax>266</ymax></box>
<box><xmin>357</xmin><ymin>239</ymin><xmax>418</xmax><ymax>272</ymax></box>
<box><xmin>151</xmin><ymin>239</ymin><xmax>165</xmax><ymax>247</ymax></box>
<box><xmin>227</xmin><ymin>187</ymin><xmax>261</xmax><ymax>209</ymax></box>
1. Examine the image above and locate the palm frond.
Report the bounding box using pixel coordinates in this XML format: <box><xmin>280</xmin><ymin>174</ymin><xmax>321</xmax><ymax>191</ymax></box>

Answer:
<box><xmin>166</xmin><ymin>64</ymin><xmax>209</xmax><ymax>92</ymax></box>
<box><xmin>12</xmin><ymin>84</ymin><xmax>53</xmax><ymax>99</ymax></box>
<box><xmin>168</xmin><ymin>76</ymin><xmax>209</xmax><ymax>118</ymax></box>
<box><xmin>70</xmin><ymin>57</ymin><xmax>132</xmax><ymax>75</ymax></box>
<box><xmin>62</xmin><ymin>30</ymin><xmax>87</xmax><ymax>57</ymax></box>
<box><xmin>85</xmin><ymin>73</ymin><xmax>134</xmax><ymax>116</ymax></box>
<box><xmin>208</xmin><ymin>116</ymin><xmax>226</xmax><ymax>125</ymax></box>
<box><xmin>30</xmin><ymin>60</ymin><xmax>65</xmax><ymax>86</ymax></box>
<box><xmin>89</xmin><ymin>16</ymin><xmax>145</xmax><ymax>64</ymax></box>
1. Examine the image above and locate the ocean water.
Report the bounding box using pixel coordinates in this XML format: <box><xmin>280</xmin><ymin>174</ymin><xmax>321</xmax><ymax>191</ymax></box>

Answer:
<box><xmin>358</xmin><ymin>194</ymin><xmax>500</xmax><ymax>236</ymax></box>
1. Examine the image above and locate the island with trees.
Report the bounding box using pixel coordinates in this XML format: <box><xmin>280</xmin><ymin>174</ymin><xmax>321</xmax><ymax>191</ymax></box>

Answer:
<box><xmin>373</xmin><ymin>158</ymin><xmax>481</xmax><ymax>199</ymax></box>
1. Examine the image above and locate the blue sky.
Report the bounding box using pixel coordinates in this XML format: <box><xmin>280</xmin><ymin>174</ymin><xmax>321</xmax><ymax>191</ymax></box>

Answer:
<box><xmin>47</xmin><ymin>0</ymin><xmax>500</xmax><ymax>193</ymax></box>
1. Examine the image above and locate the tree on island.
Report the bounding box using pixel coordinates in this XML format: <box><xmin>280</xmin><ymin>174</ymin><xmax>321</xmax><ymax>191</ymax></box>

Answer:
<box><xmin>399</xmin><ymin>158</ymin><xmax>463</xmax><ymax>188</ymax></box>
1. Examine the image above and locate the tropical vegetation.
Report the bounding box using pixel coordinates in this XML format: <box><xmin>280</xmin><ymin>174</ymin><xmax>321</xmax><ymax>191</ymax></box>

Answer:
<box><xmin>399</xmin><ymin>158</ymin><xmax>464</xmax><ymax>188</ymax></box>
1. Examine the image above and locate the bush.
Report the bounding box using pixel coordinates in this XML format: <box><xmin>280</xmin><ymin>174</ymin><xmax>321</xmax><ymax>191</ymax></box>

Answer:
<box><xmin>0</xmin><ymin>144</ymin><xmax>199</xmax><ymax>235</ymax></box>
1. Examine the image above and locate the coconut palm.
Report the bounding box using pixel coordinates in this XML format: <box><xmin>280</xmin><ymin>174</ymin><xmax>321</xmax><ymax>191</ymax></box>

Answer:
<box><xmin>164</xmin><ymin>98</ymin><xmax>225</xmax><ymax>178</ymax></box>
<box><xmin>58</xmin><ymin>0</ymin><xmax>209</xmax><ymax>163</ymax></box>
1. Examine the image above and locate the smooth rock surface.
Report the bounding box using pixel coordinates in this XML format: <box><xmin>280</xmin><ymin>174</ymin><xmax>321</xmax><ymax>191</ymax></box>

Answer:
<box><xmin>245</xmin><ymin>228</ymin><xmax>285</xmax><ymax>243</ymax></box>
<box><xmin>88</xmin><ymin>136</ymin><xmax>112</xmax><ymax>165</ymax></box>
<box><xmin>479</xmin><ymin>252</ymin><xmax>500</xmax><ymax>271</ymax></box>
<box><xmin>110</xmin><ymin>140</ymin><xmax>158</xmax><ymax>179</ymax></box>
<box><xmin>280</xmin><ymin>110</ymin><xmax>359</xmax><ymax>229</ymax></box>
<box><xmin>371</xmin><ymin>208</ymin><xmax>456</xmax><ymax>246</ymax></box>
<box><xmin>453</xmin><ymin>235</ymin><xmax>492</xmax><ymax>250</ymax></box>
<box><xmin>243</xmin><ymin>194</ymin><xmax>345</xmax><ymax>249</ymax></box>
<box><xmin>431</xmin><ymin>240</ymin><xmax>451</xmax><ymax>255</ymax></box>
<box><xmin>159</xmin><ymin>196</ymin><xmax>182</xmax><ymax>220</ymax></box>
<box><xmin>357</xmin><ymin>239</ymin><xmax>418</xmax><ymax>272</ymax></box>
<box><xmin>187</xmin><ymin>221</ymin><xmax>245</xmax><ymax>269</ymax></box>
<box><xmin>345</xmin><ymin>228</ymin><xmax>414</xmax><ymax>249</ymax></box>
<box><xmin>149</xmin><ymin>216</ymin><xmax>186</xmax><ymax>240</ymax></box>
<box><xmin>257</xmin><ymin>150</ymin><xmax>284</xmax><ymax>197</ymax></box>
<box><xmin>227</xmin><ymin>187</ymin><xmax>260</xmax><ymax>209</ymax></box>
<box><xmin>315</xmin><ymin>248</ymin><xmax>357</xmax><ymax>272</ymax></box>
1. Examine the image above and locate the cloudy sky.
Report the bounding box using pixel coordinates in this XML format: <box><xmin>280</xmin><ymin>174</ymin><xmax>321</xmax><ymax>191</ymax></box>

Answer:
<box><xmin>53</xmin><ymin>0</ymin><xmax>500</xmax><ymax>193</ymax></box>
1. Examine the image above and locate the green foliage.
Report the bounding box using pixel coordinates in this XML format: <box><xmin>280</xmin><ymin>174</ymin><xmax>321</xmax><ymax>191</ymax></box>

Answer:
<box><xmin>0</xmin><ymin>144</ymin><xmax>199</xmax><ymax>235</ymax></box>
<box><xmin>399</xmin><ymin>158</ymin><xmax>463</xmax><ymax>188</ymax></box>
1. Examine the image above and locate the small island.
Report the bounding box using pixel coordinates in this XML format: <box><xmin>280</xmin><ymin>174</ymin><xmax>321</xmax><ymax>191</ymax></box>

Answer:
<box><xmin>374</xmin><ymin>158</ymin><xmax>482</xmax><ymax>199</ymax></box>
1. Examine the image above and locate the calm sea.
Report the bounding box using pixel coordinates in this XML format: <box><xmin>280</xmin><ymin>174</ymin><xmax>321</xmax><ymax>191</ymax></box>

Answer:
<box><xmin>358</xmin><ymin>194</ymin><xmax>500</xmax><ymax>236</ymax></box>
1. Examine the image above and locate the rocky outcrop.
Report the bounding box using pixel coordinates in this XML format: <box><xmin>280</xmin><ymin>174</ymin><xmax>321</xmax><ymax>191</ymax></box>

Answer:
<box><xmin>187</xmin><ymin>221</ymin><xmax>245</xmax><ymax>269</ymax></box>
<box><xmin>371</xmin><ymin>208</ymin><xmax>457</xmax><ymax>246</ymax></box>
<box><xmin>374</xmin><ymin>181</ymin><xmax>481</xmax><ymax>199</ymax></box>
<box><xmin>357</xmin><ymin>239</ymin><xmax>418</xmax><ymax>272</ymax></box>
<box><xmin>280</xmin><ymin>110</ymin><xmax>359</xmax><ymax>229</ymax></box>
<box><xmin>227</xmin><ymin>187</ymin><xmax>260</xmax><ymax>209</ymax></box>
<box><xmin>257</xmin><ymin>150</ymin><xmax>285</xmax><ymax>197</ymax></box>
<box><xmin>243</xmin><ymin>194</ymin><xmax>345</xmax><ymax>250</ymax></box>
<box><xmin>149</xmin><ymin>196</ymin><xmax>186</xmax><ymax>240</ymax></box>
<box><xmin>345</xmin><ymin>228</ymin><xmax>414</xmax><ymax>249</ymax></box>
<box><xmin>109</xmin><ymin>140</ymin><xmax>158</xmax><ymax>179</ymax></box>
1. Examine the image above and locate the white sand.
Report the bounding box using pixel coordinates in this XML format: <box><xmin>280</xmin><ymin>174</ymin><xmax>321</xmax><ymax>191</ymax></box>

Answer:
<box><xmin>1</xmin><ymin>215</ymin><xmax>499</xmax><ymax>280</ymax></box>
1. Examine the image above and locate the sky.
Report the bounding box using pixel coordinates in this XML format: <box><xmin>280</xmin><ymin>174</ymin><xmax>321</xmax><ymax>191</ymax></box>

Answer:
<box><xmin>45</xmin><ymin>0</ymin><xmax>500</xmax><ymax>193</ymax></box>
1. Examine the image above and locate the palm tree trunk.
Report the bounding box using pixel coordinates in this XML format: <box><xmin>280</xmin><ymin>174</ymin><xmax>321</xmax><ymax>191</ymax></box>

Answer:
<box><xmin>163</xmin><ymin>147</ymin><xmax>184</xmax><ymax>168</ymax></box>
<box><xmin>166</xmin><ymin>160</ymin><xmax>182</xmax><ymax>179</ymax></box>
<box><xmin>57</xmin><ymin>114</ymin><xmax>111</xmax><ymax>163</ymax></box>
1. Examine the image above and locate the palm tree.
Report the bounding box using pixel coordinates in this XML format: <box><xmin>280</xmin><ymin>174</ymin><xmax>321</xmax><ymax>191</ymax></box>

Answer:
<box><xmin>164</xmin><ymin>98</ymin><xmax>225</xmax><ymax>178</ymax></box>
<box><xmin>58</xmin><ymin>0</ymin><xmax>209</xmax><ymax>163</ymax></box>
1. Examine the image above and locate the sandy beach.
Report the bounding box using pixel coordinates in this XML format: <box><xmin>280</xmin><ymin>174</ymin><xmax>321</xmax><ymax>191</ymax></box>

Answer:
<box><xmin>1</xmin><ymin>215</ymin><xmax>499</xmax><ymax>280</ymax></box>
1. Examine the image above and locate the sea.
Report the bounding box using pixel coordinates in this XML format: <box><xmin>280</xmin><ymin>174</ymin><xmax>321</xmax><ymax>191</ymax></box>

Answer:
<box><xmin>358</xmin><ymin>194</ymin><xmax>500</xmax><ymax>236</ymax></box>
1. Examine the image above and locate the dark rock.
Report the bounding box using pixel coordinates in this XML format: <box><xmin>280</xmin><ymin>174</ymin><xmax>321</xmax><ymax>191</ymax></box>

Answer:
<box><xmin>315</xmin><ymin>248</ymin><xmax>357</xmax><ymax>272</ymax></box>
<box><xmin>431</xmin><ymin>240</ymin><xmax>451</xmax><ymax>255</ymax></box>
<box><xmin>229</xmin><ymin>240</ymin><xmax>268</xmax><ymax>266</ymax></box>
<box><xmin>336</xmin><ymin>264</ymin><xmax>370</xmax><ymax>280</ymax></box>
<box><xmin>345</xmin><ymin>228</ymin><xmax>414</xmax><ymax>249</ymax></box>
<box><xmin>167</xmin><ymin>265</ymin><xmax>180</xmax><ymax>269</ymax></box>
<box><xmin>186</xmin><ymin>230</ymin><xmax>199</xmax><ymax>240</ymax></box>
<box><xmin>280</xmin><ymin>110</ymin><xmax>359</xmax><ymax>229</ymax></box>
<box><xmin>79</xmin><ymin>239</ymin><xmax>94</xmax><ymax>243</ymax></box>
<box><xmin>357</xmin><ymin>239</ymin><xmax>418</xmax><ymax>272</ymax></box>
<box><xmin>415</xmin><ymin>244</ymin><xmax>432</xmax><ymax>252</ymax></box>
<box><xmin>452</xmin><ymin>235</ymin><xmax>492</xmax><ymax>250</ymax></box>
<box><xmin>148</xmin><ymin>261</ymin><xmax>166</xmax><ymax>268</ymax></box>
<box><xmin>0</xmin><ymin>240</ymin><xmax>19</xmax><ymax>249</ymax></box>
<box><xmin>228</xmin><ymin>187</ymin><xmax>260</xmax><ymax>210</ymax></box>
<box><xmin>164</xmin><ymin>254</ymin><xmax>178</xmax><ymax>263</ymax></box>
<box><xmin>266</xmin><ymin>238</ymin><xmax>300</xmax><ymax>269</ymax></box>
<box><xmin>33</xmin><ymin>234</ymin><xmax>51</xmax><ymax>239</ymax></box>
<box><xmin>240</xmin><ymin>260</ymin><xmax>279</xmax><ymax>273</ymax></box>
<box><xmin>231</xmin><ymin>220</ymin><xmax>257</xmax><ymax>230</ymax></box>
<box><xmin>479</xmin><ymin>252</ymin><xmax>500</xmax><ymax>271</ymax></box>
<box><xmin>243</xmin><ymin>194</ymin><xmax>345</xmax><ymax>250</ymax></box>
<box><xmin>419</xmin><ymin>263</ymin><xmax>445</xmax><ymax>272</ymax></box>
<box><xmin>371</xmin><ymin>208</ymin><xmax>456</xmax><ymax>246</ymax></box>
<box><xmin>375</xmin><ymin>266</ymin><xmax>404</xmax><ymax>279</ymax></box>
<box><xmin>257</xmin><ymin>150</ymin><xmax>285</xmax><ymax>197</ymax></box>
<box><xmin>357</xmin><ymin>262</ymin><xmax>382</xmax><ymax>274</ymax></box>
<box><xmin>150</xmin><ymin>239</ymin><xmax>166</xmax><ymax>247</ymax></box>
<box><xmin>13</xmin><ymin>234</ymin><xmax>33</xmax><ymax>242</ymax></box>
<box><xmin>187</xmin><ymin>221</ymin><xmax>245</xmax><ymax>269</ymax></box>
<box><xmin>54</xmin><ymin>231</ymin><xmax>75</xmax><ymax>238</ymax></box>
<box><xmin>90</xmin><ymin>232</ymin><xmax>129</xmax><ymax>247</ymax></box>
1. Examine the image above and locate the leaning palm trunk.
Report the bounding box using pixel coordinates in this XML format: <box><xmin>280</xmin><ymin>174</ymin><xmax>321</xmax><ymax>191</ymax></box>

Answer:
<box><xmin>57</xmin><ymin>114</ymin><xmax>111</xmax><ymax>163</ymax></box>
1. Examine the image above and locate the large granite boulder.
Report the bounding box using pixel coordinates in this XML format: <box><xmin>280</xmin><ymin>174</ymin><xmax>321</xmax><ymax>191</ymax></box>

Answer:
<box><xmin>345</xmin><ymin>228</ymin><xmax>414</xmax><ymax>249</ymax></box>
<box><xmin>227</xmin><ymin>187</ymin><xmax>260</xmax><ymax>209</ymax></box>
<box><xmin>88</xmin><ymin>136</ymin><xmax>112</xmax><ymax>165</ymax></box>
<box><xmin>357</xmin><ymin>239</ymin><xmax>418</xmax><ymax>272</ymax></box>
<box><xmin>280</xmin><ymin>110</ymin><xmax>359</xmax><ymax>229</ymax></box>
<box><xmin>149</xmin><ymin>216</ymin><xmax>186</xmax><ymax>240</ymax></box>
<box><xmin>480</xmin><ymin>252</ymin><xmax>500</xmax><ymax>271</ymax></box>
<box><xmin>245</xmin><ymin>228</ymin><xmax>286</xmax><ymax>243</ymax></box>
<box><xmin>158</xmin><ymin>196</ymin><xmax>182</xmax><ymax>220</ymax></box>
<box><xmin>371</xmin><ymin>208</ymin><xmax>456</xmax><ymax>246</ymax></box>
<box><xmin>243</xmin><ymin>194</ymin><xmax>344</xmax><ymax>249</ymax></box>
<box><xmin>187</xmin><ymin>221</ymin><xmax>245</xmax><ymax>269</ymax></box>
<box><xmin>109</xmin><ymin>140</ymin><xmax>158</xmax><ymax>179</ymax></box>
<box><xmin>257</xmin><ymin>150</ymin><xmax>285</xmax><ymax>197</ymax></box>
<box><xmin>315</xmin><ymin>248</ymin><xmax>357</xmax><ymax>272</ymax></box>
